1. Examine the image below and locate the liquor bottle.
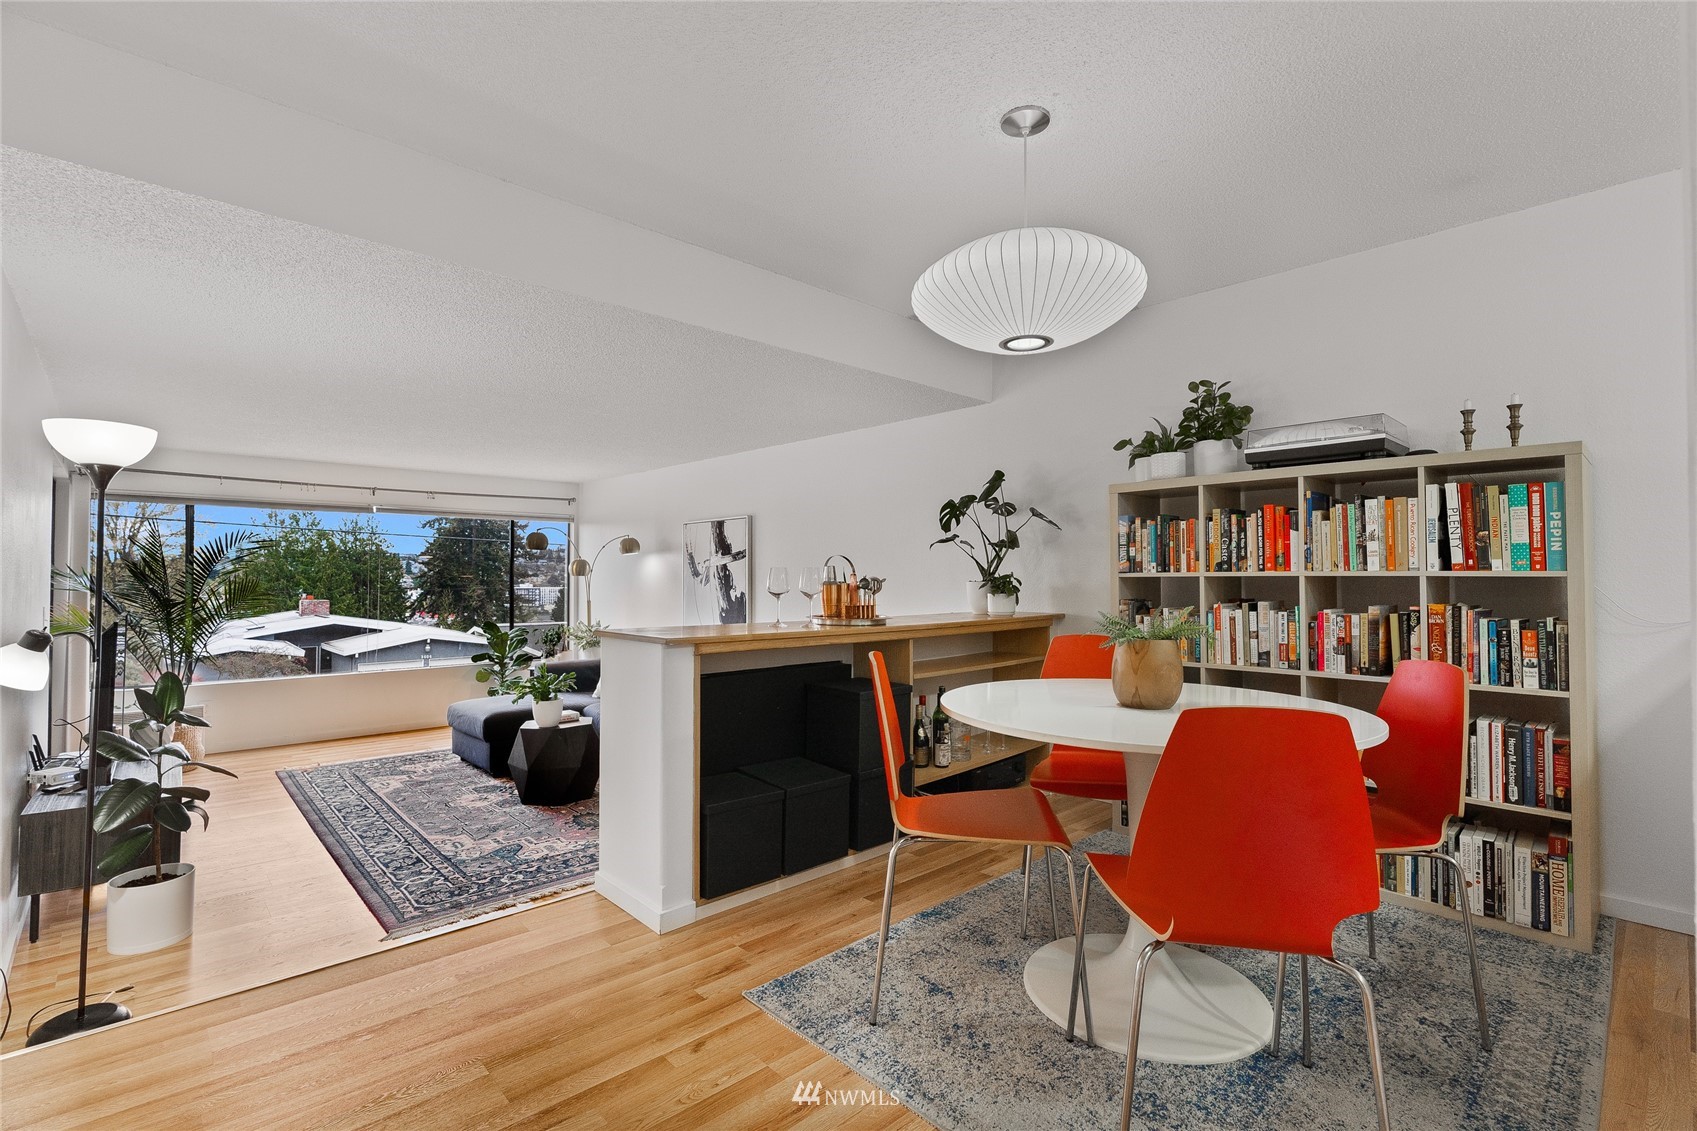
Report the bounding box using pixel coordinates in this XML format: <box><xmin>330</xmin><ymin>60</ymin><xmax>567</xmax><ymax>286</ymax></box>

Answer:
<box><xmin>932</xmin><ymin>688</ymin><xmax>952</xmax><ymax>768</ymax></box>
<box><xmin>912</xmin><ymin>695</ymin><xmax>932</xmax><ymax>768</ymax></box>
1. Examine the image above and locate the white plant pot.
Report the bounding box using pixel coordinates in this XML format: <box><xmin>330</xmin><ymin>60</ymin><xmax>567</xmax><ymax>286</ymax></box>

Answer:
<box><xmin>106</xmin><ymin>862</ymin><xmax>195</xmax><ymax>955</ymax></box>
<box><xmin>986</xmin><ymin>592</ymin><xmax>1018</xmax><ymax>616</ymax></box>
<box><xmin>1128</xmin><ymin>459</ymin><xmax>1154</xmax><ymax>483</ymax></box>
<box><xmin>1191</xmin><ymin>438</ymin><xmax>1244</xmax><ymax>476</ymax></box>
<box><xmin>1145</xmin><ymin>450</ymin><xmax>1191</xmax><ymax>480</ymax></box>
<box><xmin>532</xmin><ymin>699</ymin><xmax>564</xmax><ymax>728</ymax></box>
<box><xmin>967</xmin><ymin>582</ymin><xmax>990</xmax><ymax>615</ymax></box>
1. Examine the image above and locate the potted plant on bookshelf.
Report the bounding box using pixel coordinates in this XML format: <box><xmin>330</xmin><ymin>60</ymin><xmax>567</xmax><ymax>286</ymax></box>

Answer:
<box><xmin>1114</xmin><ymin>420</ymin><xmax>1189</xmax><ymax>481</ymax></box>
<box><xmin>92</xmin><ymin>672</ymin><xmax>237</xmax><ymax>954</ymax></box>
<box><xmin>985</xmin><ymin>573</ymin><xmax>1021</xmax><ymax>616</ymax></box>
<box><xmin>471</xmin><ymin>621</ymin><xmax>532</xmax><ymax>696</ymax></box>
<box><xmin>514</xmin><ymin>665</ymin><xmax>578</xmax><ymax>727</ymax></box>
<box><xmin>932</xmin><ymin>470</ymin><xmax>1061</xmax><ymax>613</ymax></box>
<box><xmin>1098</xmin><ymin>607</ymin><xmax>1204</xmax><ymax>710</ymax></box>
<box><xmin>1177</xmin><ymin>379</ymin><xmax>1254</xmax><ymax>476</ymax></box>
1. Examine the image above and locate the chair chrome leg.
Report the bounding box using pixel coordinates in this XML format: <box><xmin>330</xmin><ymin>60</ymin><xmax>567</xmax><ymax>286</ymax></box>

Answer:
<box><xmin>1318</xmin><ymin>956</ymin><xmax>1392</xmax><ymax>1131</ymax></box>
<box><xmin>1067</xmin><ymin>866</ymin><xmax>1092</xmax><ymax>1042</ymax></box>
<box><xmin>1366</xmin><ymin>910</ymin><xmax>1376</xmax><ymax>959</ymax></box>
<box><xmin>1300</xmin><ymin>955</ymin><xmax>1313</xmax><ymax>1068</ymax></box>
<box><xmin>1269</xmin><ymin>953</ymin><xmax>1287</xmax><ymax>1054</ymax></box>
<box><xmin>1044</xmin><ymin>846</ymin><xmax>1061</xmax><ymax>940</ymax></box>
<box><xmin>1119</xmin><ymin>939</ymin><xmax>1164</xmax><ymax>1131</ymax></box>
<box><xmin>869</xmin><ymin>835</ymin><xmax>915</xmax><ymax>1025</ymax></box>
<box><xmin>1020</xmin><ymin>845</ymin><xmax>1034</xmax><ymax>938</ymax></box>
<box><xmin>1431</xmin><ymin>850</ymin><xmax>1492</xmax><ymax>1051</ymax></box>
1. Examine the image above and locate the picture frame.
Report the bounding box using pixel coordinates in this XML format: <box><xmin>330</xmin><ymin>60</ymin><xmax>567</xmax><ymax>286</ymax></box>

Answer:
<box><xmin>682</xmin><ymin>515</ymin><xmax>750</xmax><ymax>625</ymax></box>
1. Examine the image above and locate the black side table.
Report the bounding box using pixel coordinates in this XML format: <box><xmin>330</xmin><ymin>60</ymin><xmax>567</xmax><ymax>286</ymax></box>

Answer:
<box><xmin>508</xmin><ymin>719</ymin><xmax>600</xmax><ymax>805</ymax></box>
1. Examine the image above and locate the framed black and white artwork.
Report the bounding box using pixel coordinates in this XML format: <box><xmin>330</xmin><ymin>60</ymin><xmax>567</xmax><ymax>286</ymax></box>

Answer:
<box><xmin>682</xmin><ymin>515</ymin><xmax>750</xmax><ymax>625</ymax></box>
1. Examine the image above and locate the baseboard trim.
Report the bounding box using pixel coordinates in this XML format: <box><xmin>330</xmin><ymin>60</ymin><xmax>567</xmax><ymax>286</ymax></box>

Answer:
<box><xmin>593</xmin><ymin>871</ymin><xmax>695</xmax><ymax>934</ymax></box>
<box><xmin>1600</xmin><ymin>893</ymin><xmax>1695</xmax><ymax>936</ymax></box>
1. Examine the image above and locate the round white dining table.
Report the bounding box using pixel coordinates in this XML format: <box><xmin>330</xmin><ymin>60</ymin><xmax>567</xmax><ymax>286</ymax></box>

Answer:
<box><xmin>941</xmin><ymin>679</ymin><xmax>1389</xmax><ymax>1064</ymax></box>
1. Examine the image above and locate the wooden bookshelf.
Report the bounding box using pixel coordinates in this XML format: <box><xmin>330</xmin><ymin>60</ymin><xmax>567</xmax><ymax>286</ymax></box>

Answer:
<box><xmin>1109</xmin><ymin>441</ymin><xmax>1598</xmax><ymax>952</ymax></box>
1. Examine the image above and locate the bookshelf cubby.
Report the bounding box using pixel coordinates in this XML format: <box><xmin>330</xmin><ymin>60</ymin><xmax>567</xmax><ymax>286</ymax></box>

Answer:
<box><xmin>1109</xmin><ymin>442</ymin><xmax>1597</xmax><ymax>952</ymax></box>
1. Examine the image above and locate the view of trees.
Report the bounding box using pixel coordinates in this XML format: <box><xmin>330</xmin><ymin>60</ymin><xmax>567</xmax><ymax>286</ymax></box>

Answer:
<box><xmin>245</xmin><ymin>510</ymin><xmax>411</xmax><ymax>620</ymax></box>
<box><xmin>412</xmin><ymin>517</ymin><xmax>519</xmax><ymax>630</ymax></box>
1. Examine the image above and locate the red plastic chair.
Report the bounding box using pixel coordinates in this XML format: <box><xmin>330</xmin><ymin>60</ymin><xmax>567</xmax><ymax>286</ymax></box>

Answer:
<box><xmin>865</xmin><ymin>650</ymin><xmax>1080</xmax><ymax>1027</ymax></box>
<box><xmin>1019</xmin><ymin>634</ymin><xmax>1128</xmax><ymax>937</ymax></box>
<box><xmin>1362</xmin><ymin>659</ymin><xmax>1491</xmax><ymax>1049</ymax></box>
<box><xmin>1070</xmin><ymin>707</ymin><xmax>1389</xmax><ymax>1131</ymax></box>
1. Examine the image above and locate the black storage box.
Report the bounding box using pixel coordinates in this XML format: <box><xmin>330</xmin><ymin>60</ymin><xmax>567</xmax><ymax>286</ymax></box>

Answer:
<box><xmin>850</xmin><ymin>766</ymin><xmax>895</xmax><ymax>850</ymax></box>
<box><xmin>700</xmin><ymin>661</ymin><xmax>851</xmax><ymax>775</ymax></box>
<box><xmin>805</xmin><ymin>678</ymin><xmax>912</xmax><ymax>775</ymax></box>
<box><xmin>743</xmin><ymin>757</ymin><xmax>851</xmax><ymax>874</ymax></box>
<box><xmin>700</xmin><ymin>772</ymin><xmax>785</xmax><ymax>898</ymax></box>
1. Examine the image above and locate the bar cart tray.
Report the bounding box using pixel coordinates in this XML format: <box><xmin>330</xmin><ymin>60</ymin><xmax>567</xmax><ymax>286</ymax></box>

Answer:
<box><xmin>809</xmin><ymin>615</ymin><xmax>887</xmax><ymax>627</ymax></box>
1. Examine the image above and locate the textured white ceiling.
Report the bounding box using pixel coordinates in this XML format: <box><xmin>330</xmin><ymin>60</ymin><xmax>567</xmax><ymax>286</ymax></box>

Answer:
<box><xmin>9</xmin><ymin>1</ymin><xmax>1683</xmax><ymax>316</ymax></box>
<box><xmin>0</xmin><ymin>147</ymin><xmax>973</xmax><ymax>480</ymax></box>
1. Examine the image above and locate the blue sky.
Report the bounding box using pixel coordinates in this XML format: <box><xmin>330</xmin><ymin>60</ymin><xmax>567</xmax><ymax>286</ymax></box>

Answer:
<box><xmin>105</xmin><ymin>502</ymin><xmax>558</xmax><ymax>556</ymax></box>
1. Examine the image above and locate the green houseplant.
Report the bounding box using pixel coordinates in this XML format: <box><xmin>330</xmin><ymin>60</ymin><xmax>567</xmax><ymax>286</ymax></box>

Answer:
<box><xmin>1113</xmin><ymin>420</ymin><xmax>1190</xmax><ymax>481</ymax></box>
<box><xmin>1178</xmin><ymin>380</ymin><xmax>1254</xmax><ymax>475</ymax></box>
<box><xmin>92</xmin><ymin>672</ymin><xmax>237</xmax><ymax>953</ymax></box>
<box><xmin>471</xmin><ymin>621</ymin><xmax>532</xmax><ymax>696</ymax></box>
<box><xmin>932</xmin><ymin>470</ymin><xmax>1060</xmax><ymax>615</ymax></box>
<box><xmin>1097</xmin><ymin>607</ymin><xmax>1203</xmax><ymax>710</ymax></box>
<box><xmin>513</xmin><ymin>665</ymin><xmax>578</xmax><ymax>727</ymax></box>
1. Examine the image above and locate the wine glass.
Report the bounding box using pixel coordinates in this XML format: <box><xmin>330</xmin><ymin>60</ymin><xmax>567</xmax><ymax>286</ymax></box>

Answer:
<box><xmin>766</xmin><ymin>566</ymin><xmax>791</xmax><ymax>627</ymax></box>
<box><xmin>798</xmin><ymin>565</ymin><xmax>824</xmax><ymax>620</ymax></box>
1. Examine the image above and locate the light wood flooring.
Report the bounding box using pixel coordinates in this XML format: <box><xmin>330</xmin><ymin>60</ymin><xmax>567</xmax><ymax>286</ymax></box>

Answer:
<box><xmin>1</xmin><ymin>730</ymin><xmax>1692</xmax><ymax>1129</ymax></box>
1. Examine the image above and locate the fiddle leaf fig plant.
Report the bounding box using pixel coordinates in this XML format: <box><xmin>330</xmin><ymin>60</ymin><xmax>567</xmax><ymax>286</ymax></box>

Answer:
<box><xmin>932</xmin><ymin>469</ymin><xmax>1061</xmax><ymax>589</ymax></box>
<box><xmin>471</xmin><ymin>621</ymin><xmax>532</xmax><ymax>696</ymax></box>
<box><xmin>92</xmin><ymin>672</ymin><xmax>236</xmax><ymax>882</ymax></box>
<box><xmin>1177</xmin><ymin>379</ymin><xmax>1254</xmax><ymax>446</ymax></box>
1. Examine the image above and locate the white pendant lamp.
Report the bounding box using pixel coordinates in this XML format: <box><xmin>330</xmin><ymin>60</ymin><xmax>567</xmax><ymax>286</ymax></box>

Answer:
<box><xmin>911</xmin><ymin>106</ymin><xmax>1147</xmax><ymax>355</ymax></box>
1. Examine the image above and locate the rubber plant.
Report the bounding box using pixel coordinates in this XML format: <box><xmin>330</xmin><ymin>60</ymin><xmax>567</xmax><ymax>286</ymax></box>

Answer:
<box><xmin>92</xmin><ymin>672</ymin><xmax>236</xmax><ymax>882</ymax></box>
<box><xmin>1176</xmin><ymin>380</ymin><xmax>1254</xmax><ymax>446</ymax></box>
<box><xmin>932</xmin><ymin>469</ymin><xmax>1061</xmax><ymax>591</ymax></box>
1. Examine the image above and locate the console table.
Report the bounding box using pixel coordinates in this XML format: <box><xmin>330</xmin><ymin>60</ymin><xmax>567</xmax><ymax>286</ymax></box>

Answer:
<box><xmin>596</xmin><ymin>611</ymin><xmax>1061</xmax><ymax>933</ymax></box>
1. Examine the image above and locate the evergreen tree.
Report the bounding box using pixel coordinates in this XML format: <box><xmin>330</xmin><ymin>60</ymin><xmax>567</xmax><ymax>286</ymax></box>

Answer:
<box><xmin>245</xmin><ymin>511</ymin><xmax>410</xmax><ymax>621</ymax></box>
<box><xmin>414</xmin><ymin>517</ymin><xmax>514</xmax><ymax>629</ymax></box>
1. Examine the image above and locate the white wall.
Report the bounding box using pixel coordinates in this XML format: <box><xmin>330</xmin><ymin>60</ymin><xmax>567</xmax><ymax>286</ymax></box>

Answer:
<box><xmin>581</xmin><ymin>172</ymin><xmax>1695</xmax><ymax>934</ymax></box>
<box><xmin>1</xmin><ymin>278</ymin><xmax>61</xmax><ymax>970</ymax></box>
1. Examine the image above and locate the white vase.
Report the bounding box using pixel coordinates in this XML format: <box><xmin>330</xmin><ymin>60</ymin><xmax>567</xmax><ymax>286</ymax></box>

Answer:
<box><xmin>1145</xmin><ymin>450</ymin><xmax>1191</xmax><ymax>480</ymax></box>
<box><xmin>106</xmin><ymin>862</ymin><xmax>195</xmax><ymax>954</ymax></box>
<box><xmin>967</xmin><ymin>582</ymin><xmax>990</xmax><ymax>615</ymax></box>
<box><xmin>1129</xmin><ymin>458</ymin><xmax>1153</xmax><ymax>483</ymax></box>
<box><xmin>532</xmin><ymin>699</ymin><xmax>564</xmax><ymax>727</ymax></box>
<box><xmin>1192</xmin><ymin>438</ymin><xmax>1243</xmax><ymax>476</ymax></box>
<box><xmin>986</xmin><ymin>592</ymin><xmax>1018</xmax><ymax>616</ymax></box>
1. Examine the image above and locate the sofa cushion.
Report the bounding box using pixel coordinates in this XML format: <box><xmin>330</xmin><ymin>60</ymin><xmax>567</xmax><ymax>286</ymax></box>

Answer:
<box><xmin>445</xmin><ymin>693</ymin><xmax>530</xmax><ymax>742</ymax></box>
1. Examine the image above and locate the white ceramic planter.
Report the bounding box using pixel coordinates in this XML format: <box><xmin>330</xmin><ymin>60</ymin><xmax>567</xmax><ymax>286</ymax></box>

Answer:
<box><xmin>1128</xmin><ymin>459</ymin><xmax>1154</xmax><ymax>483</ymax></box>
<box><xmin>987</xmin><ymin>592</ymin><xmax>1018</xmax><ymax>616</ymax></box>
<box><xmin>1192</xmin><ymin>438</ymin><xmax>1244</xmax><ymax>476</ymax></box>
<box><xmin>1145</xmin><ymin>450</ymin><xmax>1191</xmax><ymax>480</ymax></box>
<box><xmin>106</xmin><ymin>862</ymin><xmax>195</xmax><ymax>954</ymax></box>
<box><xmin>532</xmin><ymin>699</ymin><xmax>564</xmax><ymax>727</ymax></box>
<box><xmin>967</xmin><ymin>582</ymin><xmax>990</xmax><ymax>615</ymax></box>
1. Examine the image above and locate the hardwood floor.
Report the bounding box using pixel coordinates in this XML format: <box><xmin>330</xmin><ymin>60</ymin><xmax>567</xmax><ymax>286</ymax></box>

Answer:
<box><xmin>3</xmin><ymin>729</ymin><xmax>1692</xmax><ymax>1129</ymax></box>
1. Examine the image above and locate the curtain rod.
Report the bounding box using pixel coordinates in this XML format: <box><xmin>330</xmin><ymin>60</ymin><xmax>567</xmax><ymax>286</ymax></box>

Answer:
<box><xmin>105</xmin><ymin>466</ymin><xmax>576</xmax><ymax>506</ymax></box>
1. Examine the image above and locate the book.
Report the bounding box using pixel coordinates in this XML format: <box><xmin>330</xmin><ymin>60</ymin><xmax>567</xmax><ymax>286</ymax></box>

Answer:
<box><xmin>1520</xmin><ymin>626</ymin><xmax>1540</xmax><ymax>689</ymax></box>
<box><xmin>1117</xmin><ymin>515</ymin><xmax>1131</xmax><ymax>573</ymax></box>
<box><xmin>1552</xmin><ymin>736</ymin><xmax>1572</xmax><ymax>811</ymax></box>
<box><xmin>1444</xmin><ymin>482</ymin><xmax>1468</xmax><ymax>569</ymax></box>
<box><xmin>1486</xmin><ymin>484</ymin><xmax>1504</xmax><ymax>570</ymax></box>
<box><xmin>1507</xmin><ymin>483</ymin><xmax>1531</xmax><ymax>570</ymax></box>
<box><xmin>1425</xmin><ymin>484</ymin><xmax>1443</xmax><ymax>571</ymax></box>
<box><xmin>1544</xmin><ymin>480</ymin><xmax>1567</xmax><ymax>571</ymax></box>
<box><xmin>1364</xmin><ymin>497</ymin><xmax>1381</xmax><ymax>571</ymax></box>
<box><xmin>1548</xmin><ymin>833</ymin><xmax>1571</xmax><ymax>937</ymax></box>
<box><xmin>1528</xmin><ymin>482</ymin><xmax>1547</xmax><ymax>571</ymax></box>
<box><xmin>1406</xmin><ymin>493</ymin><xmax>1420</xmax><ymax>574</ymax></box>
<box><xmin>1531</xmin><ymin>837</ymin><xmax>1551</xmax><ymax>931</ymax></box>
<box><xmin>1470</xmin><ymin>484</ymin><xmax>1492</xmax><ymax>571</ymax></box>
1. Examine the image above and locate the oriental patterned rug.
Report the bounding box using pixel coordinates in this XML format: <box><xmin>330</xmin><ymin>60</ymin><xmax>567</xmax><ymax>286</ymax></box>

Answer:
<box><xmin>748</xmin><ymin>831</ymin><xmax>1612</xmax><ymax>1131</ymax></box>
<box><xmin>279</xmin><ymin>749</ymin><xmax>597</xmax><ymax>939</ymax></box>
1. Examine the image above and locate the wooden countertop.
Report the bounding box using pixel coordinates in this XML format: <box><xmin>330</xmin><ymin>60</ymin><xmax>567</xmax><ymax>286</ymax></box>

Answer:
<box><xmin>600</xmin><ymin>611</ymin><xmax>1062</xmax><ymax>650</ymax></box>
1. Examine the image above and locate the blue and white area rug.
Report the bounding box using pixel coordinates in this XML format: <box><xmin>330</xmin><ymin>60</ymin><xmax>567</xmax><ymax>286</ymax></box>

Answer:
<box><xmin>279</xmin><ymin>749</ymin><xmax>598</xmax><ymax>939</ymax></box>
<box><xmin>747</xmin><ymin>833</ymin><xmax>1612</xmax><ymax>1130</ymax></box>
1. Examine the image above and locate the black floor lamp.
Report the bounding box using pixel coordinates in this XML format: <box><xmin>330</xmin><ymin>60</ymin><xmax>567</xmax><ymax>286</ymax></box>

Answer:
<box><xmin>0</xmin><ymin>417</ymin><xmax>156</xmax><ymax>1045</ymax></box>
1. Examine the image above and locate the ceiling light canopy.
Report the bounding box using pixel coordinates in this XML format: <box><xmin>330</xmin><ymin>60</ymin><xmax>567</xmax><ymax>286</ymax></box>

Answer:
<box><xmin>911</xmin><ymin>107</ymin><xmax>1147</xmax><ymax>356</ymax></box>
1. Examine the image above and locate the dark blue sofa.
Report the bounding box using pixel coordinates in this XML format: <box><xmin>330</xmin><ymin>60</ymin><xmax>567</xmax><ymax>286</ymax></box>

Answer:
<box><xmin>447</xmin><ymin>658</ymin><xmax>601</xmax><ymax>776</ymax></box>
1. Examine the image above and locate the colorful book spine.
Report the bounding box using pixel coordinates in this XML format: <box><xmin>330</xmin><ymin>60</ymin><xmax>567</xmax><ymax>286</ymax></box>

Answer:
<box><xmin>1544</xmin><ymin>480</ymin><xmax>1567</xmax><ymax>571</ymax></box>
<box><xmin>1507</xmin><ymin>483</ymin><xmax>1531</xmax><ymax>570</ymax></box>
<box><xmin>1486</xmin><ymin>484</ymin><xmax>1504</xmax><ymax>570</ymax></box>
<box><xmin>1424</xmin><ymin>484</ymin><xmax>1443</xmax><ymax>571</ymax></box>
<box><xmin>1528</xmin><ymin>482</ymin><xmax>1547</xmax><ymax>571</ymax></box>
<box><xmin>1444</xmin><ymin>482</ymin><xmax>1466</xmax><ymax>569</ymax></box>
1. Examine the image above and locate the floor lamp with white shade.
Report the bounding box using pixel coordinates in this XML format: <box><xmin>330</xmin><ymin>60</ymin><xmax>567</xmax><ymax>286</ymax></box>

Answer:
<box><xmin>0</xmin><ymin>417</ymin><xmax>157</xmax><ymax>1045</ymax></box>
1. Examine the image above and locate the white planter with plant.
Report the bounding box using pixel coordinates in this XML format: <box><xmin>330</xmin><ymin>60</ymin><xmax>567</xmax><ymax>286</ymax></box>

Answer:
<box><xmin>515</xmin><ymin>665</ymin><xmax>578</xmax><ymax>728</ymax></box>
<box><xmin>1098</xmin><ymin>607</ymin><xmax>1205</xmax><ymax>710</ymax></box>
<box><xmin>1179</xmin><ymin>380</ymin><xmax>1254</xmax><ymax>476</ymax></box>
<box><xmin>1115</xmin><ymin>420</ymin><xmax>1191</xmax><ymax>481</ymax></box>
<box><xmin>94</xmin><ymin>672</ymin><xmax>237</xmax><ymax>955</ymax></box>
<box><xmin>932</xmin><ymin>470</ymin><xmax>1060</xmax><ymax>617</ymax></box>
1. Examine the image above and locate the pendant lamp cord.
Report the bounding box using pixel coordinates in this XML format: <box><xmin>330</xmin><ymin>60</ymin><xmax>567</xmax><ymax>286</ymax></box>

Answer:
<box><xmin>1022</xmin><ymin>134</ymin><xmax>1029</xmax><ymax>228</ymax></box>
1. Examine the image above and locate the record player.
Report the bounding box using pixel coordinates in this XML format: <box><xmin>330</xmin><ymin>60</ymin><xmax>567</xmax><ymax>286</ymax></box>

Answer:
<box><xmin>1242</xmin><ymin>413</ymin><xmax>1410</xmax><ymax>469</ymax></box>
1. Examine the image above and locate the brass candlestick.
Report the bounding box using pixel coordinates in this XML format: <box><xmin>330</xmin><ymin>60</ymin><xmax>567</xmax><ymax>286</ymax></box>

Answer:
<box><xmin>1507</xmin><ymin>395</ymin><xmax>1524</xmax><ymax>447</ymax></box>
<box><xmin>1460</xmin><ymin>406</ymin><xmax>1476</xmax><ymax>451</ymax></box>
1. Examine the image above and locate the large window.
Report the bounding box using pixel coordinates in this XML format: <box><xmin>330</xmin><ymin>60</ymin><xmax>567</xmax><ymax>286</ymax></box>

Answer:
<box><xmin>91</xmin><ymin>499</ymin><xmax>571</xmax><ymax>684</ymax></box>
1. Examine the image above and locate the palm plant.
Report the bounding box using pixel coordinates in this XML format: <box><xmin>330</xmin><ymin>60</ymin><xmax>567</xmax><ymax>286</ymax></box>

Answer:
<box><xmin>54</xmin><ymin>520</ymin><xmax>272</xmax><ymax>686</ymax></box>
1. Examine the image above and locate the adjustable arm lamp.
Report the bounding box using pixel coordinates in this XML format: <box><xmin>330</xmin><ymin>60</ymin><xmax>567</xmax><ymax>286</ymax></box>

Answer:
<box><xmin>1</xmin><ymin>418</ymin><xmax>157</xmax><ymax>1046</ymax></box>
<box><xmin>524</xmin><ymin>528</ymin><xmax>639</xmax><ymax>627</ymax></box>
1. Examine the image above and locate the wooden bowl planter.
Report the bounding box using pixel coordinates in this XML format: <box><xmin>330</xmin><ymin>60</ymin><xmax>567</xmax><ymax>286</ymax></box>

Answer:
<box><xmin>1110</xmin><ymin>639</ymin><xmax>1185</xmax><ymax>710</ymax></box>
